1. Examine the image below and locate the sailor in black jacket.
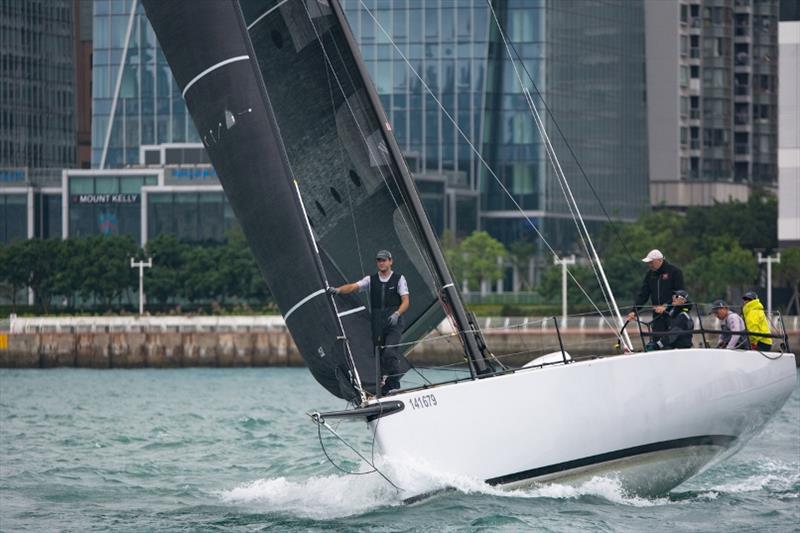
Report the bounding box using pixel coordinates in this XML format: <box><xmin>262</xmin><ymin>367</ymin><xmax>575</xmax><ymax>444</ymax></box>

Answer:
<box><xmin>326</xmin><ymin>249</ymin><xmax>410</xmax><ymax>395</ymax></box>
<box><xmin>626</xmin><ymin>249</ymin><xmax>685</xmax><ymax>333</ymax></box>
<box><xmin>654</xmin><ymin>290</ymin><xmax>694</xmax><ymax>350</ymax></box>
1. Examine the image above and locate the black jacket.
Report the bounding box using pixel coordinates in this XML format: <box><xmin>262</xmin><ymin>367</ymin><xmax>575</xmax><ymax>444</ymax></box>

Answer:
<box><xmin>663</xmin><ymin>303</ymin><xmax>694</xmax><ymax>349</ymax></box>
<box><xmin>634</xmin><ymin>261</ymin><xmax>685</xmax><ymax>308</ymax></box>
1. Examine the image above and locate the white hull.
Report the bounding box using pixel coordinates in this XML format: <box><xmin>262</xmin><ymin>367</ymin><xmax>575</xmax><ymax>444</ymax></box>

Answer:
<box><xmin>367</xmin><ymin>349</ymin><xmax>796</xmax><ymax>497</ymax></box>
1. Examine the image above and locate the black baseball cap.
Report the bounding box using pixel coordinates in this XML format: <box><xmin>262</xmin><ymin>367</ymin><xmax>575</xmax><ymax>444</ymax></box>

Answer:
<box><xmin>376</xmin><ymin>250</ymin><xmax>392</xmax><ymax>260</ymax></box>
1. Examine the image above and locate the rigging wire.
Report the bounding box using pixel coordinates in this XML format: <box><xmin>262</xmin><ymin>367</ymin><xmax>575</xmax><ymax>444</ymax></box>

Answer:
<box><xmin>322</xmin><ymin>53</ymin><xmax>367</xmax><ymax>280</ymax></box>
<box><xmin>487</xmin><ymin>0</ymin><xmax>630</xmax><ymax>347</ymax></box>
<box><xmin>311</xmin><ymin>411</ymin><xmax>403</xmax><ymax>491</ymax></box>
<box><xmin>317</xmin><ymin>9</ymin><xmax>443</xmax><ymax>289</ymax></box>
<box><xmin>307</xmin><ymin>1</ymin><xmax>470</xmax><ymax>356</ymax></box>
<box><xmin>487</xmin><ymin>4</ymin><xmax>641</xmax><ymax>269</ymax></box>
<box><xmin>358</xmin><ymin>0</ymin><xmax>626</xmax><ymax>344</ymax></box>
<box><xmin>483</xmin><ymin>0</ymin><xmax>631</xmax><ymax>349</ymax></box>
<box><xmin>297</xmin><ymin>0</ymin><xmax>443</xmax><ymax>393</ymax></box>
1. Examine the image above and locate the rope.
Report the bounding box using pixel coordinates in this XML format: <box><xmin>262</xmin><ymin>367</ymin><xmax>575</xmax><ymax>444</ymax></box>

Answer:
<box><xmin>313</xmin><ymin>4</ymin><xmax>442</xmax><ymax>288</ymax></box>
<box><xmin>310</xmin><ymin>411</ymin><xmax>402</xmax><ymax>491</ymax></box>
<box><xmin>358</xmin><ymin>1</ymin><xmax>625</xmax><ymax>343</ymax></box>
<box><xmin>483</xmin><ymin>0</ymin><xmax>625</xmax><ymax>347</ymax></box>
<box><xmin>493</xmin><ymin>10</ymin><xmax>641</xmax><ymax>270</ymax></box>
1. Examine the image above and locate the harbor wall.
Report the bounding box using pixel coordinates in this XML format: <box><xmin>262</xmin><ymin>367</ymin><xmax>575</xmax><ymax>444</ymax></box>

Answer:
<box><xmin>1</xmin><ymin>329</ymin><xmax>798</xmax><ymax>369</ymax></box>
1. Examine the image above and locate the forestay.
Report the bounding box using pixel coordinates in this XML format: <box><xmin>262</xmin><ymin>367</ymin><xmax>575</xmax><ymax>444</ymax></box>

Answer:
<box><xmin>143</xmin><ymin>0</ymin><xmax>451</xmax><ymax>400</ymax></box>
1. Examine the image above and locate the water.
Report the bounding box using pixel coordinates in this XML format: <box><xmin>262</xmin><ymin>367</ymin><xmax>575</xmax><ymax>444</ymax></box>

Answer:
<box><xmin>1</xmin><ymin>368</ymin><xmax>798</xmax><ymax>532</ymax></box>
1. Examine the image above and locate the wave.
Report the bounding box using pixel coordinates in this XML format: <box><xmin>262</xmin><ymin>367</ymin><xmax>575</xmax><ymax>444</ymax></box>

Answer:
<box><xmin>706</xmin><ymin>459</ymin><xmax>800</xmax><ymax>495</ymax></box>
<box><xmin>219</xmin><ymin>473</ymin><xmax>400</xmax><ymax>519</ymax></box>
<box><xmin>218</xmin><ymin>456</ymin><xmax>671</xmax><ymax>518</ymax></box>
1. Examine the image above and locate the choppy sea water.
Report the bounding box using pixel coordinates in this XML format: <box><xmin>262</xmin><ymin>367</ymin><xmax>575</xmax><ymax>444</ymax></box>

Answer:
<box><xmin>0</xmin><ymin>368</ymin><xmax>797</xmax><ymax>532</ymax></box>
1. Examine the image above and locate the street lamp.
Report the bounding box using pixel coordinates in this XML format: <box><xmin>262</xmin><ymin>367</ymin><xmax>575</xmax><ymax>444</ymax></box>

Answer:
<box><xmin>757</xmin><ymin>252</ymin><xmax>780</xmax><ymax>316</ymax></box>
<box><xmin>553</xmin><ymin>254</ymin><xmax>576</xmax><ymax>327</ymax></box>
<box><xmin>130</xmin><ymin>257</ymin><xmax>153</xmax><ymax>316</ymax></box>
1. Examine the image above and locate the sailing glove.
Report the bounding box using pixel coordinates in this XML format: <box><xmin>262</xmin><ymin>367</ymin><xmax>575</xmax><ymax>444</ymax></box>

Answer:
<box><xmin>326</xmin><ymin>286</ymin><xmax>340</xmax><ymax>296</ymax></box>
<box><xmin>387</xmin><ymin>311</ymin><xmax>400</xmax><ymax>327</ymax></box>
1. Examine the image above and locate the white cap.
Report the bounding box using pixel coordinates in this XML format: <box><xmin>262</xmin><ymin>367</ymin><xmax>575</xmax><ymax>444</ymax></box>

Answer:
<box><xmin>642</xmin><ymin>249</ymin><xmax>664</xmax><ymax>262</ymax></box>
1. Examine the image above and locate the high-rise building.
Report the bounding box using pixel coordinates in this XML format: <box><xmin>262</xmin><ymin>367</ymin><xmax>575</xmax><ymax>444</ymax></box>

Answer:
<box><xmin>778</xmin><ymin>0</ymin><xmax>799</xmax><ymax>247</ymax></box>
<box><xmin>345</xmin><ymin>0</ymin><xmax>649</xmax><ymax>251</ymax></box>
<box><xmin>91</xmin><ymin>0</ymin><xmax>199</xmax><ymax>168</ymax></box>
<box><xmin>78</xmin><ymin>0</ymin><xmax>648</xmax><ymax>267</ymax></box>
<box><xmin>74</xmin><ymin>0</ymin><xmax>92</xmax><ymax>170</ymax></box>
<box><xmin>1</xmin><ymin>0</ymin><xmax>78</xmax><ymax>243</ymax></box>
<box><xmin>646</xmin><ymin>0</ymin><xmax>780</xmax><ymax>208</ymax></box>
<box><xmin>0</xmin><ymin>0</ymin><xmax>77</xmax><ymax>170</ymax></box>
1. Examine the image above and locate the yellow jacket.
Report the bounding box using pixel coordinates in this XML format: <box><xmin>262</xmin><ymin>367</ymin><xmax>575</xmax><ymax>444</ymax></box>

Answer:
<box><xmin>742</xmin><ymin>298</ymin><xmax>772</xmax><ymax>346</ymax></box>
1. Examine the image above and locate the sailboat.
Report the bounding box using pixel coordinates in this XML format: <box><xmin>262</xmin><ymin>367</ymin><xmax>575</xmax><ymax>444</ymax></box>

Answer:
<box><xmin>142</xmin><ymin>0</ymin><xmax>796</xmax><ymax>498</ymax></box>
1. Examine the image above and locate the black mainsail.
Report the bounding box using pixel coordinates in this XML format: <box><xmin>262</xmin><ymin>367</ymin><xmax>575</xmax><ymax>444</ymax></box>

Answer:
<box><xmin>143</xmin><ymin>0</ymin><xmax>491</xmax><ymax>400</ymax></box>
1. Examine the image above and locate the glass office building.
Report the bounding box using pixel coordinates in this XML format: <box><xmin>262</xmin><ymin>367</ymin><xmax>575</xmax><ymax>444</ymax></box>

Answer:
<box><xmin>86</xmin><ymin>0</ymin><xmax>647</xmax><ymax>254</ymax></box>
<box><xmin>345</xmin><ymin>0</ymin><xmax>649</xmax><ymax>251</ymax></box>
<box><xmin>1</xmin><ymin>0</ymin><xmax>77</xmax><ymax>244</ymax></box>
<box><xmin>91</xmin><ymin>0</ymin><xmax>199</xmax><ymax>168</ymax></box>
<box><xmin>0</xmin><ymin>0</ymin><xmax>77</xmax><ymax>170</ymax></box>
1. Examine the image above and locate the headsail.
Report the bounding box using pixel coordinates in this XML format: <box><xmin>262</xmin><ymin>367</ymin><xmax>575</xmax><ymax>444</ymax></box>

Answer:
<box><xmin>142</xmin><ymin>0</ymin><xmax>486</xmax><ymax>399</ymax></box>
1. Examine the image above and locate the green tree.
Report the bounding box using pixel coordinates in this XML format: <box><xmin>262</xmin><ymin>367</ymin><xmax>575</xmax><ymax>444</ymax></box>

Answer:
<box><xmin>182</xmin><ymin>245</ymin><xmax>222</xmax><ymax>303</ymax></box>
<box><xmin>599</xmin><ymin>192</ymin><xmax>777</xmax><ymax>307</ymax></box>
<box><xmin>21</xmin><ymin>239</ymin><xmax>61</xmax><ymax>313</ymax></box>
<box><xmin>508</xmin><ymin>240</ymin><xmax>536</xmax><ymax>291</ymax></box>
<box><xmin>457</xmin><ymin>231</ymin><xmax>507</xmax><ymax>293</ymax></box>
<box><xmin>440</xmin><ymin>229</ymin><xmax>465</xmax><ymax>290</ymax></box>
<box><xmin>537</xmin><ymin>262</ymin><xmax>605</xmax><ymax>310</ymax></box>
<box><xmin>2</xmin><ymin>240</ymin><xmax>31</xmax><ymax>309</ymax></box>
<box><xmin>145</xmin><ymin>234</ymin><xmax>187</xmax><ymax>305</ymax></box>
<box><xmin>683</xmin><ymin>190</ymin><xmax>778</xmax><ymax>255</ymax></box>
<box><xmin>83</xmin><ymin>235</ymin><xmax>138</xmax><ymax>308</ymax></box>
<box><xmin>0</xmin><ymin>244</ymin><xmax>8</xmax><ymax>304</ymax></box>
<box><xmin>51</xmin><ymin>238</ymin><xmax>89</xmax><ymax>308</ymax></box>
<box><xmin>684</xmin><ymin>239</ymin><xmax>757</xmax><ymax>302</ymax></box>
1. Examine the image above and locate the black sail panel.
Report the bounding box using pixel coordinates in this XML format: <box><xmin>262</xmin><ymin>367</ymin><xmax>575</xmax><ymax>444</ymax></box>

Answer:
<box><xmin>240</xmin><ymin>0</ymin><xmax>447</xmax><ymax>346</ymax></box>
<box><xmin>142</xmin><ymin>0</ymin><xmax>371</xmax><ymax>400</ymax></box>
<box><xmin>144</xmin><ymin>0</ymin><xmax>455</xmax><ymax>398</ymax></box>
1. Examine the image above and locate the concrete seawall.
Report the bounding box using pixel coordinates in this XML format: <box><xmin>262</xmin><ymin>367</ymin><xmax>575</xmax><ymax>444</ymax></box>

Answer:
<box><xmin>1</xmin><ymin>329</ymin><xmax>797</xmax><ymax>369</ymax></box>
<box><xmin>0</xmin><ymin>331</ymin><xmax>306</xmax><ymax>369</ymax></box>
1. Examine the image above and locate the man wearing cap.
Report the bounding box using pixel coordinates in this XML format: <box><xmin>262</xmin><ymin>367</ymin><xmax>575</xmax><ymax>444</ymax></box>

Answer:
<box><xmin>327</xmin><ymin>250</ymin><xmax>410</xmax><ymax>394</ymax></box>
<box><xmin>741</xmin><ymin>291</ymin><xmax>772</xmax><ymax>351</ymax></box>
<box><xmin>649</xmin><ymin>290</ymin><xmax>694</xmax><ymax>350</ymax></box>
<box><xmin>626</xmin><ymin>249</ymin><xmax>685</xmax><ymax>334</ymax></box>
<box><xmin>711</xmin><ymin>300</ymin><xmax>747</xmax><ymax>350</ymax></box>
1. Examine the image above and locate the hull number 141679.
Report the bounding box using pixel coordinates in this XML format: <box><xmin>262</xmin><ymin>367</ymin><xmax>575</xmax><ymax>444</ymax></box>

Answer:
<box><xmin>409</xmin><ymin>394</ymin><xmax>437</xmax><ymax>410</ymax></box>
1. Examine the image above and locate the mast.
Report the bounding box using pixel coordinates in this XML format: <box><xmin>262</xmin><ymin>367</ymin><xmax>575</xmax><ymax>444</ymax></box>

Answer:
<box><xmin>328</xmin><ymin>0</ymin><xmax>492</xmax><ymax>376</ymax></box>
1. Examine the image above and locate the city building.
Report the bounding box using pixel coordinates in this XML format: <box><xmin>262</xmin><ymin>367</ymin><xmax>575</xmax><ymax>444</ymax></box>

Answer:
<box><xmin>90</xmin><ymin>0</ymin><xmax>200</xmax><ymax>168</ymax></box>
<box><xmin>0</xmin><ymin>0</ymin><xmax>77</xmax><ymax>172</ymax></box>
<box><xmin>62</xmin><ymin>143</ymin><xmax>234</xmax><ymax>245</ymax></box>
<box><xmin>646</xmin><ymin>0</ymin><xmax>780</xmax><ymax>208</ymax></box>
<box><xmin>5</xmin><ymin>0</ymin><xmax>651</xmax><ymax>290</ymax></box>
<box><xmin>1</xmin><ymin>0</ymin><xmax>79</xmax><ymax>243</ymax></box>
<box><xmin>344</xmin><ymin>0</ymin><xmax>649</xmax><ymax>252</ymax></box>
<box><xmin>778</xmin><ymin>0</ymin><xmax>799</xmax><ymax>247</ymax></box>
<box><xmin>74</xmin><ymin>0</ymin><xmax>93</xmax><ymax>169</ymax></box>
